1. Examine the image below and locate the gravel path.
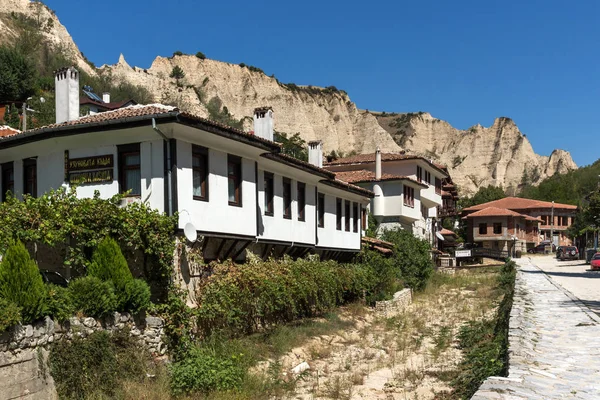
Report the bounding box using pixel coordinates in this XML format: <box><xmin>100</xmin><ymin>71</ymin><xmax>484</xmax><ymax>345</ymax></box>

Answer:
<box><xmin>473</xmin><ymin>257</ymin><xmax>600</xmax><ymax>399</ymax></box>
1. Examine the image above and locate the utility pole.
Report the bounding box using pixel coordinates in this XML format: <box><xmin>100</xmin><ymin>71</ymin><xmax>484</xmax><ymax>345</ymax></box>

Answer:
<box><xmin>22</xmin><ymin>101</ymin><xmax>26</xmax><ymax>132</ymax></box>
<box><xmin>550</xmin><ymin>200</ymin><xmax>554</xmax><ymax>253</ymax></box>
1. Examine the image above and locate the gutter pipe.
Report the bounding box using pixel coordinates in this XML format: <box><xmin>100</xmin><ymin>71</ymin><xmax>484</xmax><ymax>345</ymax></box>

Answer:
<box><xmin>152</xmin><ymin>118</ymin><xmax>173</xmax><ymax>217</ymax></box>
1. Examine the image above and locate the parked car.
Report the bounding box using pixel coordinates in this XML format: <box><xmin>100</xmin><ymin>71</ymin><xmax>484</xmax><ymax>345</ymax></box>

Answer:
<box><xmin>40</xmin><ymin>269</ymin><xmax>69</xmax><ymax>287</ymax></box>
<box><xmin>556</xmin><ymin>246</ymin><xmax>564</xmax><ymax>259</ymax></box>
<box><xmin>591</xmin><ymin>253</ymin><xmax>600</xmax><ymax>270</ymax></box>
<box><xmin>558</xmin><ymin>246</ymin><xmax>579</xmax><ymax>261</ymax></box>
<box><xmin>527</xmin><ymin>243</ymin><xmax>556</xmax><ymax>254</ymax></box>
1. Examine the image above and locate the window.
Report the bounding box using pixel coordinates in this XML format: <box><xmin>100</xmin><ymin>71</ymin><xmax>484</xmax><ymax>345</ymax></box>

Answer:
<box><xmin>424</xmin><ymin>170</ymin><xmax>431</xmax><ymax>185</ymax></box>
<box><xmin>493</xmin><ymin>223</ymin><xmax>502</xmax><ymax>234</ymax></box>
<box><xmin>1</xmin><ymin>162</ymin><xmax>14</xmax><ymax>202</ymax></box>
<box><xmin>297</xmin><ymin>182</ymin><xmax>306</xmax><ymax>221</ymax></box>
<box><xmin>345</xmin><ymin>200</ymin><xmax>350</xmax><ymax>231</ymax></box>
<box><xmin>435</xmin><ymin>178</ymin><xmax>442</xmax><ymax>195</ymax></box>
<box><xmin>417</xmin><ymin>166</ymin><xmax>422</xmax><ymax>182</ymax></box>
<box><xmin>479</xmin><ymin>223</ymin><xmax>487</xmax><ymax>235</ymax></box>
<box><xmin>336</xmin><ymin>198</ymin><xmax>342</xmax><ymax>230</ymax></box>
<box><xmin>318</xmin><ymin>193</ymin><xmax>325</xmax><ymax>228</ymax></box>
<box><xmin>361</xmin><ymin>207</ymin><xmax>367</xmax><ymax>230</ymax></box>
<box><xmin>227</xmin><ymin>155</ymin><xmax>242</xmax><ymax>206</ymax></box>
<box><xmin>23</xmin><ymin>158</ymin><xmax>37</xmax><ymax>197</ymax></box>
<box><xmin>192</xmin><ymin>145</ymin><xmax>208</xmax><ymax>201</ymax></box>
<box><xmin>264</xmin><ymin>172</ymin><xmax>274</xmax><ymax>216</ymax></box>
<box><xmin>118</xmin><ymin>143</ymin><xmax>141</xmax><ymax>196</ymax></box>
<box><xmin>403</xmin><ymin>186</ymin><xmax>414</xmax><ymax>207</ymax></box>
<box><xmin>283</xmin><ymin>178</ymin><xmax>291</xmax><ymax>219</ymax></box>
<box><xmin>353</xmin><ymin>202</ymin><xmax>358</xmax><ymax>232</ymax></box>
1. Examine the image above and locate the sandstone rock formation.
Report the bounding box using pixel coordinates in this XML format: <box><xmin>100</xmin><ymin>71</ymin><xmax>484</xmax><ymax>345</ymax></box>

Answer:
<box><xmin>0</xmin><ymin>0</ymin><xmax>577</xmax><ymax>194</ymax></box>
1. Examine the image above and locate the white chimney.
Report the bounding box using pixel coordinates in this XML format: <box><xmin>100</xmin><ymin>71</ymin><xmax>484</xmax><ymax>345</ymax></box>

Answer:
<box><xmin>375</xmin><ymin>146</ymin><xmax>382</xmax><ymax>180</ymax></box>
<box><xmin>253</xmin><ymin>106</ymin><xmax>273</xmax><ymax>141</ymax></box>
<box><xmin>55</xmin><ymin>67</ymin><xmax>80</xmax><ymax>124</ymax></box>
<box><xmin>102</xmin><ymin>92</ymin><xmax>110</xmax><ymax>104</ymax></box>
<box><xmin>308</xmin><ymin>140</ymin><xmax>323</xmax><ymax>168</ymax></box>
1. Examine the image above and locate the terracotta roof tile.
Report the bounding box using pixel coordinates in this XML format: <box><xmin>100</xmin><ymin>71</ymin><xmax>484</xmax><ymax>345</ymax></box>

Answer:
<box><xmin>463</xmin><ymin>196</ymin><xmax>577</xmax><ymax>211</ymax></box>
<box><xmin>334</xmin><ymin>169</ymin><xmax>428</xmax><ymax>187</ymax></box>
<box><xmin>325</xmin><ymin>152</ymin><xmax>449</xmax><ymax>177</ymax></box>
<box><xmin>465</xmin><ymin>207</ymin><xmax>527</xmax><ymax>218</ymax></box>
<box><xmin>0</xmin><ymin>126</ymin><xmax>20</xmax><ymax>138</ymax></box>
<box><xmin>440</xmin><ymin>228</ymin><xmax>458</xmax><ymax>236</ymax></box>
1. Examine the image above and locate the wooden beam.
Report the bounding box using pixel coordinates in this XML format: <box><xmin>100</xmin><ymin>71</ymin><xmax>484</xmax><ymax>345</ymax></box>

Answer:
<box><xmin>223</xmin><ymin>240</ymin><xmax>239</xmax><ymax>260</ymax></box>
<box><xmin>202</xmin><ymin>237</ymin><xmax>211</xmax><ymax>252</ymax></box>
<box><xmin>261</xmin><ymin>244</ymin><xmax>272</xmax><ymax>260</ymax></box>
<box><xmin>215</xmin><ymin>239</ymin><xmax>227</xmax><ymax>260</ymax></box>
<box><xmin>232</xmin><ymin>241</ymin><xmax>251</xmax><ymax>261</ymax></box>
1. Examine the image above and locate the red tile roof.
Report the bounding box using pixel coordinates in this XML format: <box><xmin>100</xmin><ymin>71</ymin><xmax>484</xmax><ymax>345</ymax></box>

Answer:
<box><xmin>440</xmin><ymin>228</ymin><xmax>458</xmax><ymax>237</ymax></box>
<box><xmin>465</xmin><ymin>207</ymin><xmax>526</xmax><ymax>218</ymax></box>
<box><xmin>324</xmin><ymin>152</ymin><xmax>449</xmax><ymax>177</ymax></box>
<box><xmin>463</xmin><ymin>197</ymin><xmax>577</xmax><ymax>211</ymax></box>
<box><xmin>79</xmin><ymin>98</ymin><xmax>136</xmax><ymax>111</ymax></box>
<box><xmin>334</xmin><ymin>169</ymin><xmax>427</xmax><ymax>187</ymax></box>
<box><xmin>0</xmin><ymin>126</ymin><xmax>20</xmax><ymax>138</ymax></box>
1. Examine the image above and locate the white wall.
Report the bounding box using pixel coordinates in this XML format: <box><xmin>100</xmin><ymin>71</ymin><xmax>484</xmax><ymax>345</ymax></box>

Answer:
<box><xmin>257</xmin><ymin>169</ymin><xmax>316</xmax><ymax>245</ymax></box>
<box><xmin>176</xmin><ymin>140</ymin><xmax>256</xmax><ymax>237</ymax></box>
<box><xmin>316</xmin><ymin>186</ymin><xmax>363</xmax><ymax>251</ymax></box>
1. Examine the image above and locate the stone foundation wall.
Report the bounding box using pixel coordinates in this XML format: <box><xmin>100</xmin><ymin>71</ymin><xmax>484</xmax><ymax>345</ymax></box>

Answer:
<box><xmin>0</xmin><ymin>313</ymin><xmax>165</xmax><ymax>400</ymax></box>
<box><xmin>374</xmin><ymin>288</ymin><xmax>412</xmax><ymax>317</ymax></box>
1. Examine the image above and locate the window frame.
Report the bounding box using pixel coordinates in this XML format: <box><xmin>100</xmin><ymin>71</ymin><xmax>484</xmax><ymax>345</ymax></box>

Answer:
<box><xmin>283</xmin><ymin>177</ymin><xmax>292</xmax><ymax>219</ymax></box>
<box><xmin>352</xmin><ymin>202</ymin><xmax>358</xmax><ymax>233</ymax></box>
<box><xmin>297</xmin><ymin>182</ymin><xmax>306</xmax><ymax>222</ymax></box>
<box><xmin>344</xmin><ymin>200</ymin><xmax>351</xmax><ymax>232</ymax></box>
<box><xmin>227</xmin><ymin>155</ymin><xmax>242</xmax><ymax>207</ymax></box>
<box><xmin>1</xmin><ymin>162</ymin><xmax>14</xmax><ymax>202</ymax></box>
<box><xmin>23</xmin><ymin>158</ymin><xmax>37</xmax><ymax>198</ymax></box>
<box><xmin>318</xmin><ymin>193</ymin><xmax>325</xmax><ymax>228</ymax></box>
<box><xmin>192</xmin><ymin>145</ymin><xmax>209</xmax><ymax>202</ymax></box>
<box><xmin>417</xmin><ymin>166</ymin><xmax>422</xmax><ymax>183</ymax></box>
<box><xmin>493</xmin><ymin>222</ymin><xmax>502</xmax><ymax>235</ymax></box>
<box><xmin>118</xmin><ymin>143</ymin><xmax>141</xmax><ymax>197</ymax></box>
<box><xmin>264</xmin><ymin>172</ymin><xmax>274</xmax><ymax>216</ymax></box>
<box><xmin>403</xmin><ymin>185</ymin><xmax>414</xmax><ymax>208</ymax></box>
<box><xmin>361</xmin><ymin>207</ymin><xmax>367</xmax><ymax>230</ymax></box>
<box><xmin>435</xmin><ymin>177</ymin><xmax>442</xmax><ymax>195</ymax></box>
<box><xmin>336</xmin><ymin>198</ymin><xmax>342</xmax><ymax>231</ymax></box>
<box><xmin>479</xmin><ymin>223</ymin><xmax>487</xmax><ymax>235</ymax></box>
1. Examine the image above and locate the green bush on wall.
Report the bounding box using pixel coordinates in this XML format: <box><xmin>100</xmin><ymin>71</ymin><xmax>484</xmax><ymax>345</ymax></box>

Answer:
<box><xmin>0</xmin><ymin>298</ymin><xmax>21</xmax><ymax>332</ymax></box>
<box><xmin>0</xmin><ymin>240</ymin><xmax>47</xmax><ymax>323</ymax></box>
<box><xmin>45</xmin><ymin>284</ymin><xmax>74</xmax><ymax>323</ymax></box>
<box><xmin>69</xmin><ymin>276</ymin><xmax>118</xmax><ymax>318</ymax></box>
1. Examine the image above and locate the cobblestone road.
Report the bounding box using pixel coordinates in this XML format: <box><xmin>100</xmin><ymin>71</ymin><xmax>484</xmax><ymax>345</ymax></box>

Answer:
<box><xmin>473</xmin><ymin>257</ymin><xmax>600</xmax><ymax>399</ymax></box>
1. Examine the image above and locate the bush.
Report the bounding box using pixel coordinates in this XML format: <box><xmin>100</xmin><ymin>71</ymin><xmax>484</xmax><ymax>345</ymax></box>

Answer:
<box><xmin>45</xmin><ymin>284</ymin><xmax>74</xmax><ymax>322</ymax></box>
<box><xmin>173</xmin><ymin>50</ymin><xmax>183</xmax><ymax>57</ymax></box>
<box><xmin>354</xmin><ymin>249</ymin><xmax>400</xmax><ymax>302</ymax></box>
<box><xmin>0</xmin><ymin>298</ymin><xmax>21</xmax><ymax>332</ymax></box>
<box><xmin>49</xmin><ymin>330</ymin><xmax>148</xmax><ymax>399</ymax></box>
<box><xmin>195</xmin><ymin>51</ymin><xmax>206</xmax><ymax>59</ymax></box>
<box><xmin>69</xmin><ymin>276</ymin><xmax>117</xmax><ymax>318</ymax></box>
<box><xmin>381</xmin><ymin>228</ymin><xmax>434</xmax><ymax>291</ymax></box>
<box><xmin>170</xmin><ymin>345</ymin><xmax>245</xmax><ymax>395</ymax></box>
<box><xmin>0</xmin><ymin>240</ymin><xmax>47</xmax><ymax>323</ymax></box>
<box><xmin>123</xmin><ymin>279</ymin><xmax>151</xmax><ymax>314</ymax></box>
<box><xmin>88</xmin><ymin>236</ymin><xmax>133</xmax><ymax>308</ymax></box>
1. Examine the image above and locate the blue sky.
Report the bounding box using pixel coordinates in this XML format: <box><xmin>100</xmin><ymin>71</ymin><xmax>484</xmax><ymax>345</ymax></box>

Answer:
<box><xmin>45</xmin><ymin>0</ymin><xmax>598</xmax><ymax>167</ymax></box>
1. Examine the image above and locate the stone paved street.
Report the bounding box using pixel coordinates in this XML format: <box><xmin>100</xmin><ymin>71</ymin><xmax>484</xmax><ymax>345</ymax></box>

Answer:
<box><xmin>473</xmin><ymin>256</ymin><xmax>600</xmax><ymax>399</ymax></box>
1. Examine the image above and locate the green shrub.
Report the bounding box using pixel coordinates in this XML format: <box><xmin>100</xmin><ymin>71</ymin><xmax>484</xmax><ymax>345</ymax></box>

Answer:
<box><xmin>195</xmin><ymin>51</ymin><xmax>206</xmax><ymax>59</ymax></box>
<box><xmin>45</xmin><ymin>284</ymin><xmax>74</xmax><ymax>322</ymax></box>
<box><xmin>173</xmin><ymin>50</ymin><xmax>183</xmax><ymax>57</ymax></box>
<box><xmin>381</xmin><ymin>228</ymin><xmax>434</xmax><ymax>291</ymax></box>
<box><xmin>123</xmin><ymin>279</ymin><xmax>151</xmax><ymax>314</ymax></box>
<box><xmin>88</xmin><ymin>236</ymin><xmax>133</xmax><ymax>309</ymax></box>
<box><xmin>354</xmin><ymin>249</ymin><xmax>399</xmax><ymax>302</ymax></box>
<box><xmin>0</xmin><ymin>298</ymin><xmax>21</xmax><ymax>332</ymax></box>
<box><xmin>69</xmin><ymin>276</ymin><xmax>117</xmax><ymax>318</ymax></box>
<box><xmin>170</xmin><ymin>345</ymin><xmax>245</xmax><ymax>395</ymax></box>
<box><xmin>49</xmin><ymin>330</ymin><xmax>148</xmax><ymax>399</ymax></box>
<box><xmin>0</xmin><ymin>240</ymin><xmax>46</xmax><ymax>323</ymax></box>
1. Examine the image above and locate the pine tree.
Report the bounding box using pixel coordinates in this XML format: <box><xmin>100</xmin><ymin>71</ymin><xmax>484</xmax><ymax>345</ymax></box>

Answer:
<box><xmin>170</xmin><ymin>65</ymin><xmax>185</xmax><ymax>80</ymax></box>
<box><xmin>0</xmin><ymin>240</ymin><xmax>46</xmax><ymax>323</ymax></box>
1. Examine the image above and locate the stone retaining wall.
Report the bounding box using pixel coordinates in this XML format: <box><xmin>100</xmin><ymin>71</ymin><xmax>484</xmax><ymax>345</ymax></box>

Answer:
<box><xmin>374</xmin><ymin>288</ymin><xmax>412</xmax><ymax>317</ymax></box>
<box><xmin>0</xmin><ymin>313</ymin><xmax>165</xmax><ymax>400</ymax></box>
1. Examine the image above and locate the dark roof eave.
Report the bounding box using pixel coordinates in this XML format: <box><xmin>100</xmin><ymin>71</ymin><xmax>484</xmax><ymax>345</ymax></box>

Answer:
<box><xmin>0</xmin><ymin>111</ymin><xmax>179</xmax><ymax>150</ymax></box>
<box><xmin>260</xmin><ymin>153</ymin><xmax>334</xmax><ymax>179</ymax></box>
<box><xmin>319</xmin><ymin>179</ymin><xmax>374</xmax><ymax>198</ymax></box>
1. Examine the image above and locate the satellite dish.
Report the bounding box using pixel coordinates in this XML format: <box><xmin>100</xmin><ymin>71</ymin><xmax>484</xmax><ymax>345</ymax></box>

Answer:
<box><xmin>184</xmin><ymin>223</ymin><xmax>197</xmax><ymax>243</ymax></box>
<box><xmin>436</xmin><ymin>231</ymin><xmax>445</xmax><ymax>241</ymax></box>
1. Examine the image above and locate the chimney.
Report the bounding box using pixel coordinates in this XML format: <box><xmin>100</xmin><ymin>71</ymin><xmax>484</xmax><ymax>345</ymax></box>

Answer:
<box><xmin>253</xmin><ymin>106</ymin><xmax>273</xmax><ymax>141</ymax></box>
<box><xmin>375</xmin><ymin>147</ymin><xmax>382</xmax><ymax>180</ymax></box>
<box><xmin>102</xmin><ymin>92</ymin><xmax>110</xmax><ymax>104</ymax></box>
<box><xmin>308</xmin><ymin>140</ymin><xmax>323</xmax><ymax>168</ymax></box>
<box><xmin>55</xmin><ymin>67</ymin><xmax>80</xmax><ymax>124</ymax></box>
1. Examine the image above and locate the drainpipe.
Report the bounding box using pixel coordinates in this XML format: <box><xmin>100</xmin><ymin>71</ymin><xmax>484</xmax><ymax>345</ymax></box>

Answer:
<box><xmin>152</xmin><ymin>118</ymin><xmax>173</xmax><ymax>217</ymax></box>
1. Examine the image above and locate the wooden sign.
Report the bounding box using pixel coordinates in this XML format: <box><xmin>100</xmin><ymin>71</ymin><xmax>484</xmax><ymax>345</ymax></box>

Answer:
<box><xmin>64</xmin><ymin>150</ymin><xmax>114</xmax><ymax>185</ymax></box>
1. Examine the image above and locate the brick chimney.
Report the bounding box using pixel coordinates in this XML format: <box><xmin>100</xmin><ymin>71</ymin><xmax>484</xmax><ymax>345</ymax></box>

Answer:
<box><xmin>253</xmin><ymin>106</ymin><xmax>273</xmax><ymax>141</ymax></box>
<box><xmin>308</xmin><ymin>140</ymin><xmax>323</xmax><ymax>168</ymax></box>
<box><xmin>55</xmin><ymin>67</ymin><xmax>80</xmax><ymax>124</ymax></box>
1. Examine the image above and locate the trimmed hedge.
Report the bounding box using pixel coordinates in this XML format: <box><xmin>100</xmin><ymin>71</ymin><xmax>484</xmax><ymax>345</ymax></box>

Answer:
<box><xmin>195</xmin><ymin>256</ymin><xmax>375</xmax><ymax>337</ymax></box>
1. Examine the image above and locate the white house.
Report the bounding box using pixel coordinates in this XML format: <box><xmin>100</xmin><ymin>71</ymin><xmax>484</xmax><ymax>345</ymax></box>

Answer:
<box><xmin>0</xmin><ymin>67</ymin><xmax>372</xmax><ymax>263</ymax></box>
<box><xmin>323</xmin><ymin>148</ymin><xmax>449</xmax><ymax>244</ymax></box>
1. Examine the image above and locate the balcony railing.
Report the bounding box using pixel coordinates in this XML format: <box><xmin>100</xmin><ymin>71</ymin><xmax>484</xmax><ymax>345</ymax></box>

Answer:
<box><xmin>438</xmin><ymin>206</ymin><xmax>458</xmax><ymax>217</ymax></box>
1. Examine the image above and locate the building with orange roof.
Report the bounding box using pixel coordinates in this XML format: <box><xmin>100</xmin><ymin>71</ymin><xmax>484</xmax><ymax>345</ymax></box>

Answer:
<box><xmin>462</xmin><ymin>197</ymin><xmax>578</xmax><ymax>252</ymax></box>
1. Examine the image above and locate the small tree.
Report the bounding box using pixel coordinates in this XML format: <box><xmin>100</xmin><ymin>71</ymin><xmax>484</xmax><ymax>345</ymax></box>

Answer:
<box><xmin>173</xmin><ymin>51</ymin><xmax>183</xmax><ymax>57</ymax></box>
<box><xmin>88</xmin><ymin>237</ymin><xmax>132</xmax><ymax>290</ymax></box>
<box><xmin>0</xmin><ymin>46</ymin><xmax>38</xmax><ymax>103</ymax></box>
<box><xmin>3</xmin><ymin>103</ymin><xmax>20</xmax><ymax>130</ymax></box>
<box><xmin>170</xmin><ymin>66</ymin><xmax>185</xmax><ymax>81</ymax></box>
<box><xmin>0</xmin><ymin>240</ymin><xmax>47</xmax><ymax>323</ymax></box>
<box><xmin>195</xmin><ymin>51</ymin><xmax>206</xmax><ymax>59</ymax></box>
